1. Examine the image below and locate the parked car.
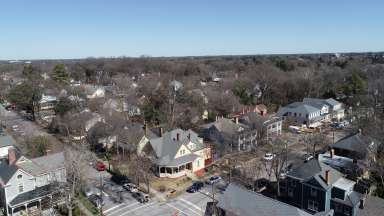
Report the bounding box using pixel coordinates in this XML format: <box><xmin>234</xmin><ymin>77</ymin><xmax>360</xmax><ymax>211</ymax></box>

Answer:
<box><xmin>186</xmin><ymin>181</ymin><xmax>204</xmax><ymax>193</ymax></box>
<box><xmin>111</xmin><ymin>174</ymin><xmax>130</xmax><ymax>185</ymax></box>
<box><xmin>206</xmin><ymin>176</ymin><xmax>222</xmax><ymax>185</ymax></box>
<box><xmin>83</xmin><ymin>186</ymin><xmax>101</xmax><ymax>197</ymax></box>
<box><xmin>302</xmin><ymin>153</ymin><xmax>314</xmax><ymax>161</ymax></box>
<box><xmin>88</xmin><ymin>194</ymin><xmax>104</xmax><ymax>208</ymax></box>
<box><xmin>279</xmin><ymin>163</ymin><xmax>293</xmax><ymax>178</ymax></box>
<box><xmin>123</xmin><ymin>183</ymin><xmax>138</xmax><ymax>193</ymax></box>
<box><xmin>263</xmin><ymin>153</ymin><xmax>276</xmax><ymax>161</ymax></box>
<box><xmin>95</xmin><ymin>161</ymin><xmax>106</xmax><ymax>171</ymax></box>
<box><xmin>132</xmin><ymin>192</ymin><xmax>150</xmax><ymax>203</ymax></box>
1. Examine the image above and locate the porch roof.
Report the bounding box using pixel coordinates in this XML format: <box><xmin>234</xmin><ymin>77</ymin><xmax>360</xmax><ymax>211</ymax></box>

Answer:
<box><xmin>157</xmin><ymin>154</ymin><xmax>199</xmax><ymax>167</ymax></box>
<box><xmin>9</xmin><ymin>183</ymin><xmax>63</xmax><ymax>207</ymax></box>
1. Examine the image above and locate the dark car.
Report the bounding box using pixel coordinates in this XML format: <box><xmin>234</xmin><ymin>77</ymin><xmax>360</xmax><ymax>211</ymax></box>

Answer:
<box><xmin>111</xmin><ymin>174</ymin><xmax>130</xmax><ymax>185</ymax></box>
<box><xmin>186</xmin><ymin>181</ymin><xmax>204</xmax><ymax>193</ymax></box>
<box><xmin>132</xmin><ymin>192</ymin><xmax>149</xmax><ymax>203</ymax></box>
<box><xmin>88</xmin><ymin>194</ymin><xmax>104</xmax><ymax>208</ymax></box>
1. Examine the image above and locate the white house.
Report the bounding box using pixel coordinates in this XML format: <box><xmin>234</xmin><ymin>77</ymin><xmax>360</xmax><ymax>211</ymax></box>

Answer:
<box><xmin>0</xmin><ymin>148</ymin><xmax>66</xmax><ymax>216</ymax></box>
<box><xmin>147</xmin><ymin>128</ymin><xmax>211</xmax><ymax>178</ymax></box>
<box><xmin>84</xmin><ymin>85</ymin><xmax>105</xmax><ymax>99</ymax></box>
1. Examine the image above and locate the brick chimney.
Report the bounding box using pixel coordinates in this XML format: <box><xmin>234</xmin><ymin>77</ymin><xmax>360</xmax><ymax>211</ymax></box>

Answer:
<box><xmin>330</xmin><ymin>148</ymin><xmax>335</xmax><ymax>158</ymax></box>
<box><xmin>159</xmin><ymin>127</ymin><xmax>163</xmax><ymax>137</ymax></box>
<box><xmin>8</xmin><ymin>147</ymin><xmax>16</xmax><ymax>165</ymax></box>
<box><xmin>176</xmin><ymin>133</ymin><xmax>180</xmax><ymax>141</ymax></box>
<box><xmin>325</xmin><ymin>170</ymin><xmax>330</xmax><ymax>185</ymax></box>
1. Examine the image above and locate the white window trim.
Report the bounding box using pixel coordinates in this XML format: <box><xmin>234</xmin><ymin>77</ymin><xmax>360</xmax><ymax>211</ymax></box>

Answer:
<box><xmin>308</xmin><ymin>200</ymin><xmax>319</xmax><ymax>212</ymax></box>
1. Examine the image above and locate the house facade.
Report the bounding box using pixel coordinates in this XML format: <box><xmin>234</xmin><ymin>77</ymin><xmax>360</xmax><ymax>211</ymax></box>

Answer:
<box><xmin>284</xmin><ymin>159</ymin><xmax>363</xmax><ymax>216</ymax></box>
<box><xmin>277</xmin><ymin>98</ymin><xmax>344</xmax><ymax>127</ymax></box>
<box><xmin>148</xmin><ymin>128</ymin><xmax>211</xmax><ymax>178</ymax></box>
<box><xmin>239</xmin><ymin>112</ymin><xmax>282</xmax><ymax>140</ymax></box>
<box><xmin>0</xmin><ymin>148</ymin><xmax>66</xmax><ymax>216</ymax></box>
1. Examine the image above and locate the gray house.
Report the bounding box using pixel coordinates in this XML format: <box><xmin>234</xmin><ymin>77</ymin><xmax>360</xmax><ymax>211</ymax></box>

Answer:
<box><xmin>277</xmin><ymin>102</ymin><xmax>323</xmax><ymax>127</ymax></box>
<box><xmin>200</xmin><ymin>118</ymin><xmax>257</xmax><ymax>156</ymax></box>
<box><xmin>0</xmin><ymin>148</ymin><xmax>66</xmax><ymax>216</ymax></box>
<box><xmin>329</xmin><ymin>133</ymin><xmax>376</xmax><ymax>161</ymax></box>
<box><xmin>214</xmin><ymin>183</ymin><xmax>324</xmax><ymax>216</ymax></box>
<box><xmin>284</xmin><ymin>159</ymin><xmax>364</xmax><ymax>216</ymax></box>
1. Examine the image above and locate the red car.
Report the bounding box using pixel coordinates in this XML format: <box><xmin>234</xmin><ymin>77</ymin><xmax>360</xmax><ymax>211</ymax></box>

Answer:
<box><xmin>95</xmin><ymin>161</ymin><xmax>106</xmax><ymax>171</ymax></box>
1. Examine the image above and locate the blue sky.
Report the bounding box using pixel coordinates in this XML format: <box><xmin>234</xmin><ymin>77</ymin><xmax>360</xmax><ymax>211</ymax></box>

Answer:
<box><xmin>0</xmin><ymin>0</ymin><xmax>383</xmax><ymax>59</ymax></box>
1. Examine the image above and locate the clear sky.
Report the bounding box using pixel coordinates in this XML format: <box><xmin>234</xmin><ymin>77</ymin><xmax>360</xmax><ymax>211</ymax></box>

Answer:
<box><xmin>0</xmin><ymin>0</ymin><xmax>383</xmax><ymax>59</ymax></box>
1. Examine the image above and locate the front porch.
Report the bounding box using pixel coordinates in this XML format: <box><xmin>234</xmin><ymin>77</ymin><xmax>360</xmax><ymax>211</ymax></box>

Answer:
<box><xmin>7</xmin><ymin>184</ymin><xmax>65</xmax><ymax>216</ymax></box>
<box><xmin>157</xmin><ymin>162</ymin><xmax>193</xmax><ymax>178</ymax></box>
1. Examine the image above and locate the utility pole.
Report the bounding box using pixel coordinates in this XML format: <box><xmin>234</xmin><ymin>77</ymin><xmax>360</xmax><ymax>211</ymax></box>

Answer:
<box><xmin>99</xmin><ymin>173</ymin><xmax>104</xmax><ymax>216</ymax></box>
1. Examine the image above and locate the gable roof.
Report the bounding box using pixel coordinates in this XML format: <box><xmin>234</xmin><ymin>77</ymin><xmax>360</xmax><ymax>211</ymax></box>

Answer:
<box><xmin>0</xmin><ymin>134</ymin><xmax>16</xmax><ymax>148</ymax></box>
<box><xmin>287</xmin><ymin>159</ymin><xmax>342</xmax><ymax>189</ymax></box>
<box><xmin>217</xmin><ymin>184</ymin><xmax>312</xmax><ymax>216</ymax></box>
<box><xmin>278</xmin><ymin>102</ymin><xmax>320</xmax><ymax>115</ymax></box>
<box><xmin>201</xmin><ymin>118</ymin><xmax>248</xmax><ymax>136</ymax></box>
<box><xmin>329</xmin><ymin>133</ymin><xmax>372</xmax><ymax>157</ymax></box>
<box><xmin>149</xmin><ymin>129</ymin><xmax>204</xmax><ymax>166</ymax></box>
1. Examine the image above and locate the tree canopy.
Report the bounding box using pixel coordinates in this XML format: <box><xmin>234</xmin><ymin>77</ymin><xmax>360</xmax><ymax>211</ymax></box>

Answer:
<box><xmin>52</xmin><ymin>64</ymin><xmax>70</xmax><ymax>83</ymax></box>
<box><xmin>7</xmin><ymin>82</ymin><xmax>41</xmax><ymax>120</ymax></box>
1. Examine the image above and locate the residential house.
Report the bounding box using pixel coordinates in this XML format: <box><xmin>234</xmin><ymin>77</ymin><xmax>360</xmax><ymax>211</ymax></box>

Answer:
<box><xmin>284</xmin><ymin>159</ymin><xmax>364</xmax><ymax>216</ymax></box>
<box><xmin>147</xmin><ymin>128</ymin><xmax>211</xmax><ymax>178</ymax></box>
<box><xmin>83</xmin><ymin>85</ymin><xmax>105</xmax><ymax>99</ymax></box>
<box><xmin>126</xmin><ymin>104</ymin><xmax>141</xmax><ymax>117</ymax></box>
<box><xmin>278</xmin><ymin>98</ymin><xmax>344</xmax><ymax>127</ymax></box>
<box><xmin>214</xmin><ymin>183</ymin><xmax>319</xmax><ymax>216</ymax></box>
<box><xmin>0</xmin><ymin>148</ymin><xmax>66</xmax><ymax>216</ymax></box>
<box><xmin>117</xmin><ymin>123</ymin><xmax>158</xmax><ymax>156</ymax></box>
<box><xmin>239</xmin><ymin>112</ymin><xmax>283</xmax><ymax>140</ymax></box>
<box><xmin>277</xmin><ymin>102</ymin><xmax>323</xmax><ymax>127</ymax></box>
<box><xmin>37</xmin><ymin>94</ymin><xmax>57</xmax><ymax>123</ymax></box>
<box><xmin>329</xmin><ymin>133</ymin><xmax>376</xmax><ymax>161</ymax></box>
<box><xmin>303</xmin><ymin>98</ymin><xmax>344</xmax><ymax>121</ymax></box>
<box><xmin>70</xmin><ymin>110</ymin><xmax>104</xmax><ymax>140</ymax></box>
<box><xmin>200</xmin><ymin>118</ymin><xmax>257</xmax><ymax>156</ymax></box>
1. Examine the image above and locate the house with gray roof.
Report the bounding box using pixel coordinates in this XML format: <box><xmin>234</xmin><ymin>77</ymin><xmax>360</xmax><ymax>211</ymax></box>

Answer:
<box><xmin>329</xmin><ymin>133</ymin><xmax>376</xmax><ymax>161</ymax></box>
<box><xmin>284</xmin><ymin>159</ymin><xmax>364</xmax><ymax>216</ymax></box>
<box><xmin>200</xmin><ymin>118</ymin><xmax>257</xmax><ymax>157</ymax></box>
<box><xmin>277</xmin><ymin>98</ymin><xmax>344</xmax><ymax>127</ymax></box>
<box><xmin>215</xmin><ymin>183</ymin><xmax>314</xmax><ymax>216</ymax></box>
<box><xmin>0</xmin><ymin>148</ymin><xmax>66</xmax><ymax>216</ymax></box>
<box><xmin>147</xmin><ymin>128</ymin><xmax>211</xmax><ymax>178</ymax></box>
<box><xmin>240</xmin><ymin>112</ymin><xmax>282</xmax><ymax>140</ymax></box>
<box><xmin>303</xmin><ymin>98</ymin><xmax>345</xmax><ymax>121</ymax></box>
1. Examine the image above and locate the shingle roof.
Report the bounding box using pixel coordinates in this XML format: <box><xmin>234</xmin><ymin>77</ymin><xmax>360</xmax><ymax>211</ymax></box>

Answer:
<box><xmin>357</xmin><ymin>196</ymin><xmax>384</xmax><ymax>216</ymax></box>
<box><xmin>0</xmin><ymin>163</ymin><xmax>18</xmax><ymax>184</ymax></box>
<box><xmin>157</xmin><ymin>153</ymin><xmax>199</xmax><ymax>166</ymax></box>
<box><xmin>31</xmin><ymin>152</ymin><xmax>65</xmax><ymax>172</ymax></box>
<box><xmin>278</xmin><ymin>102</ymin><xmax>320</xmax><ymax>116</ymax></box>
<box><xmin>287</xmin><ymin>160</ymin><xmax>342</xmax><ymax>189</ymax></box>
<box><xmin>149</xmin><ymin>129</ymin><xmax>204</xmax><ymax>166</ymax></box>
<box><xmin>201</xmin><ymin>118</ymin><xmax>248</xmax><ymax>136</ymax></box>
<box><xmin>329</xmin><ymin>133</ymin><xmax>372</xmax><ymax>158</ymax></box>
<box><xmin>0</xmin><ymin>134</ymin><xmax>16</xmax><ymax>148</ymax></box>
<box><xmin>217</xmin><ymin>184</ymin><xmax>312</xmax><ymax>216</ymax></box>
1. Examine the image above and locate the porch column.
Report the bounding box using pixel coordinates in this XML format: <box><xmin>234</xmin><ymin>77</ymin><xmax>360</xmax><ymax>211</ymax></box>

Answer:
<box><xmin>39</xmin><ymin>199</ymin><xmax>42</xmax><ymax>215</ymax></box>
<box><xmin>24</xmin><ymin>204</ymin><xmax>28</xmax><ymax>214</ymax></box>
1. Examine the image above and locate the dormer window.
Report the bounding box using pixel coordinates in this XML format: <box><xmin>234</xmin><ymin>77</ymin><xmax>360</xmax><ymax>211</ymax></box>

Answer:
<box><xmin>17</xmin><ymin>174</ymin><xmax>22</xmax><ymax>179</ymax></box>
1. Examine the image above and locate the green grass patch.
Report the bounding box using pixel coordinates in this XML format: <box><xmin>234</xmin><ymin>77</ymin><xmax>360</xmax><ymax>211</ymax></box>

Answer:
<box><xmin>78</xmin><ymin>193</ymin><xmax>100</xmax><ymax>215</ymax></box>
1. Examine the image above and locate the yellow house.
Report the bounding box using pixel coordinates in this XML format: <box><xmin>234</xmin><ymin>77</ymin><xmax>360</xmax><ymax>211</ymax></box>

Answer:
<box><xmin>149</xmin><ymin>128</ymin><xmax>211</xmax><ymax>178</ymax></box>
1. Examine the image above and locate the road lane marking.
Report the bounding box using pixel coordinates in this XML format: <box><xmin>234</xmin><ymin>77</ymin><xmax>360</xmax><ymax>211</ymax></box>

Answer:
<box><xmin>178</xmin><ymin>198</ymin><xmax>203</xmax><ymax>213</ymax></box>
<box><xmin>166</xmin><ymin>203</ymin><xmax>199</xmax><ymax>216</ymax></box>
<box><xmin>105</xmin><ymin>202</ymin><xmax>140</xmax><ymax>216</ymax></box>
<box><xmin>103</xmin><ymin>203</ymin><xmax>126</xmax><ymax>214</ymax></box>
<box><xmin>174</xmin><ymin>201</ymin><xmax>202</xmax><ymax>215</ymax></box>
<box><xmin>120</xmin><ymin>202</ymin><xmax>157</xmax><ymax>216</ymax></box>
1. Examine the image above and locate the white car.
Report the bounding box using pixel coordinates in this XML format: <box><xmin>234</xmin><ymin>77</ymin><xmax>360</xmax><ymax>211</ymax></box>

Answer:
<box><xmin>123</xmin><ymin>183</ymin><xmax>138</xmax><ymax>193</ymax></box>
<box><xmin>263</xmin><ymin>153</ymin><xmax>276</xmax><ymax>161</ymax></box>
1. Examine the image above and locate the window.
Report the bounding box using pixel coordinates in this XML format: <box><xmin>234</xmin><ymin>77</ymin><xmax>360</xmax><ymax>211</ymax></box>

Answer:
<box><xmin>18</xmin><ymin>184</ymin><xmax>24</xmax><ymax>193</ymax></box>
<box><xmin>310</xmin><ymin>187</ymin><xmax>317</xmax><ymax>197</ymax></box>
<box><xmin>288</xmin><ymin>188</ymin><xmax>294</xmax><ymax>197</ymax></box>
<box><xmin>335</xmin><ymin>203</ymin><xmax>343</xmax><ymax>213</ymax></box>
<box><xmin>17</xmin><ymin>174</ymin><xmax>22</xmax><ymax>179</ymax></box>
<box><xmin>343</xmin><ymin>206</ymin><xmax>350</xmax><ymax>215</ymax></box>
<box><xmin>197</xmin><ymin>160</ymin><xmax>200</xmax><ymax>167</ymax></box>
<box><xmin>290</xmin><ymin>180</ymin><xmax>296</xmax><ymax>187</ymax></box>
<box><xmin>308</xmin><ymin>200</ymin><xmax>319</xmax><ymax>212</ymax></box>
